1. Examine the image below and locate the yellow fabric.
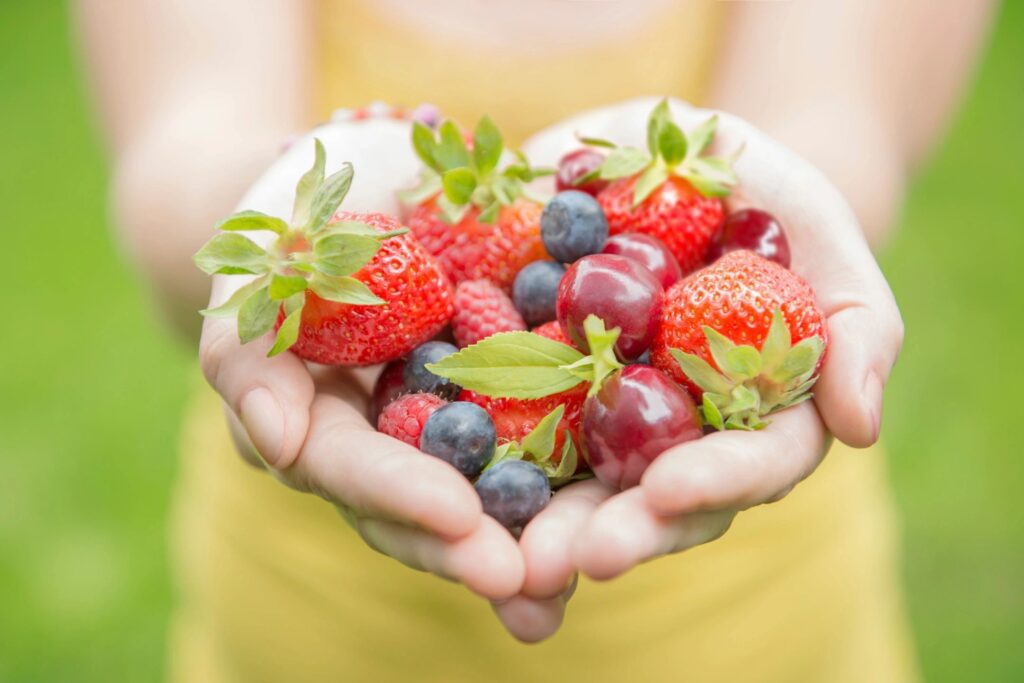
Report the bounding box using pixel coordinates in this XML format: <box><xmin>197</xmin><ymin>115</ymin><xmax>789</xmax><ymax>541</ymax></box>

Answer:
<box><xmin>170</xmin><ymin>1</ymin><xmax>919</xmax><ymax>680</ymax></box>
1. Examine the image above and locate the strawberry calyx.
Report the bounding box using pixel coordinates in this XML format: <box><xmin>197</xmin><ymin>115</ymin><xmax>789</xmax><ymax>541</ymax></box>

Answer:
<box><xmin>668</xmin><ymin>310</ymin><xmax>825</xmax><ymax>431</ymax></box>
<box><xmin>400</xmin><ymin>116</ymin><xmax>552</xmax><ymax>224</ymax></box>
<box><xmin>193</xmin><ymin>139</ymin><xmax>407</xmax><ymax>356</ymax></box>
<box><xmin>582</xmin><ymin>99</ymin><xmax>739</xmax><ymax>207</ymax></box>
<box><xmin>481</xmin><ymin>404</ymin><xmax>586</xmax><ymax>487</ymax></box>
<box><xmin>425</xmin><ymin>314</ymin><xmax>623</xmax><ymax>399</ymax></box>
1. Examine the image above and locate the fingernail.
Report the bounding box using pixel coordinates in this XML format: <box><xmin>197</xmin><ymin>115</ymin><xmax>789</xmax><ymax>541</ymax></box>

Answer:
<box><xmin>863</xmin><ymin>371</ymin><xmax>883</xmax><ymax>443</ymax></box>
<box><xmin>239</xmin><ymin>388</ymin><xmax>285</xmax><ymax>467</ymax></box>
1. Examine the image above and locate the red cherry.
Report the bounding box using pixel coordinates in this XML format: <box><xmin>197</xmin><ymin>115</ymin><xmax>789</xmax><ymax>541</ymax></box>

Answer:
<box><xmin>601</xmin><ymin>233</ymin><xmax>683</xmax><ymax>289</ymax></box>
<box><xmin>582</xmin><ymin>365</ymin><xmax>702</xmax><ymax>489</ymax></box>
<box><xmin>556</xmin><ymin>148</ymin><xmax>609</xmax><ymax>197</ymax></box>
<box><xmin>556</xmin><ymin>254</ymin><xmax>663</xmax><ymax>361</ymax></box>
<box><xmin>707</xmin><ymin>209</ymin><xmax>791</xmax><ymax>268</ymax></box>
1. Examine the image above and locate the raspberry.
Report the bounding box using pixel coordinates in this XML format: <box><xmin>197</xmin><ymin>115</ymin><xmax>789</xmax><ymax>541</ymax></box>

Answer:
<box><xmin>377</xmin><ymin>393</ymin><xmax>447</xmax><ymax>447</ymax></box>
<box><xmin>451</xmin><ymin>279</ymin><xmax>527</xmax><ymax>348</ymax></box>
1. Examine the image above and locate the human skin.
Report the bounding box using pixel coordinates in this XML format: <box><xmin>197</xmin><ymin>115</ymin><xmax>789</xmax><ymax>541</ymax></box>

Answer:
<box><xmin>75</xmin><ymin>0</ymin><xmax>994</xmax><ymax>643</ymax></box>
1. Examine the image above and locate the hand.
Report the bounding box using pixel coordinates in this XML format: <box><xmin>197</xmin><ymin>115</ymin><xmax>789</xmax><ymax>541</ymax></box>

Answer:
<box><xmin>198</xmin><ymin>119</ymin><xmax>525</xmax><ymax>603</ymax></box>
<box><xmin>492</xmin><ymin>98</ymin><xmax>904</xmax><ymax>639</ymax></box>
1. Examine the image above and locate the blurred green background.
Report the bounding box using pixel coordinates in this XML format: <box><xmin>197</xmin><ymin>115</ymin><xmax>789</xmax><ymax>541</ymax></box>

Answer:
<box><xmin>0</xmin><ymin>1</ymin><xmax>1021</xmax><ymax>681</ymax></box>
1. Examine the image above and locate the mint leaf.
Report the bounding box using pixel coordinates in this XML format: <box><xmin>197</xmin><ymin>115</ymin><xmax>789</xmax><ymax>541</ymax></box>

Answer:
<box><xmin>561</xmin><ymin>315</ymin><xmax>624</xmax><ymax>395</ymax></box>
<box><xmin>411</xmin><ymin>122</ymin><xmax>439</xmax><ymax>171</ymax></box>
<box><xmin>632</xmin><ymin>165</ymin><xmax>668</xmax><ymax>207</ymax></box>
<box><xmin>309</xmin><ymin>273</ymin><xmax>384</xmax><ymax>305</ymax></box>
<box><xmin>658</xmin><ymin>121</ymin><xmax>687</xmax><ymax>166</ymax></box>
<box><xmin>193</xmin><ymin>233</ymin><xmax>269</xmax><ymax>275</ymax></box>
<box><xmin>313</xmin><ymin>233</ymin><xmax>382</xmax><ymax>277</ymax></box>
<box><xmin>200</xmin><ymin>276</ymin><xmax>270</xmax><ymax>318</ymax></box>
<box><xmin>268</xmin><ymin>292</ymin><xmax>305</xmax><ymax>356</ymax></box>
<box><xmin>292</xmin><ymin>139</ymin><xmax>326</xmax><ymax>225</ymax></box>
<box><xmin>435</xmin><ymin>121</ymin><xmax>470</xmax><ymax>171</ymax></box>
<box><xmin>442</xmin><ymin>167</ymin><xmax>477</xmax><ymax>206</ymax></box>
<box><xmin>521</xmin><ymin>405</ymin><xmax>565</xmax><ymax>462</ymax></box>
<box><xmin>472</xmin><ymin>116</ymin><xmax>503</xmax><ymax>177</ymax></box>
<box><xmin>426</xmin><ymin>331</ymin><xmax>585</xmax><ymax>399</ymax></box>
<box><xmin>306</xmin><ymin>162</ymin><xmax>354</xmax><ymax>233</ymax></box>
<box><xmin>237</xmin><ymin>285</ymin><xmax>278</xmax><ymax>343</ymax></box>
<box><xmin>599</xmin><ymin>147</ymin><xmax>650</xmax><ymax>180</ymax></box>
<box><xmin>215</xmin><ymin>210</ymin><xmax>288</xmax><ymax>236</ymax></box>
<box><xmin>268</xmin><ymin>274</ymin><xmax>308</xmax><ymax>301</ymax></box>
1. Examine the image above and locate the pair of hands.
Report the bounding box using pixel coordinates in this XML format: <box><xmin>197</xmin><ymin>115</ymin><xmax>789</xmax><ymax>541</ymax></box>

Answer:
<box><xmin>198</xmin><ymin>98</ymin><xmax>904</xmax><ymax>642</ymax></box>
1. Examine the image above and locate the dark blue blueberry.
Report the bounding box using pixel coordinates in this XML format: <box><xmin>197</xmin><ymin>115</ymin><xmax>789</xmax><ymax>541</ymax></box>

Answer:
<box><xmin>512</xmin><ymin>260</ymin><xmax>565</xmax><ymax>327</ymax></box>
<box><xmin>404</xmin><ymin>341</ymin><xmax>461</xmax><ymax>399</ymax></box>
<box><xmin>420</xmin><ymin>402</ymin><xmax>496</xmax><ymax>478</ymax></box>
<box><xmin>474</xmin><ymin>460</ymin><xmax>551</xmax><ymax>532</ymax></box>
<box><xmin>629</xmin><ymin>350</ymin><xmax>652</xmax><ymax>366</ymax></box>
<box><xmin>540</xmin><ymin>190</ymin><xmax>609</xmax><ymax>263</ymax></box>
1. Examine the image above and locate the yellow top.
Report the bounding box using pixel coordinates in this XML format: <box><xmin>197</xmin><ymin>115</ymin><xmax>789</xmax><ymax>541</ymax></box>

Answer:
<box><xmin>170</xmin><ymin>1</ymin><xmax>918</xmax><ymax>680</ymax></box>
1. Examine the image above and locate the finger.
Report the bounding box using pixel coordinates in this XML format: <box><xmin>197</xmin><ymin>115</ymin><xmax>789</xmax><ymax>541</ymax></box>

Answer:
<box><xmin>574</xmin><ymin>488</ymin><xmax>735</xmax><ymax>581</ymax></box>
<box><xmin>356</xmin><ymin>515</ymin><xmax>524</xmax><ymax>601</ymax></box>
<box><xmin>199</xmin><ymin>283</ymin><xmax>314</xmax><ymax>469</ymax></box>
<box><xmin>281</xmin><ymin>391</ymin><xmax>483</xmax><ymax>538</ymax></box>
<box><xmin>641</xmin><ymin>403</ymin><xmax>830</xmax><ymax>517</ymax></box>
<box><xmin>519</xmin><ymin>479</ymin><xmax>614</xmax><ymax>599</ymax></box>
<box><xmin>491</xmin><ymin>593</ymin><xmax>567</xmax><ymax>644</ymax></box>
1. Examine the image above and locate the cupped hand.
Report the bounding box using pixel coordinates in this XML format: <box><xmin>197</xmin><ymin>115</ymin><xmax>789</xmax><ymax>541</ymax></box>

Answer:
<box><xmin>198</xmin><ymin>119</ymin><xmax>524</xmax><ymax>603</ymax></box>
<box><xmin>493</xmin><ymin>98</ymin><xmax>904</xmax><ymax>638</ymax></box>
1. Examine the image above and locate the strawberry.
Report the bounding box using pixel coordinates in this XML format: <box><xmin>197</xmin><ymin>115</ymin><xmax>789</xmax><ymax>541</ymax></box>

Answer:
<box><xmin>377</xmin><ymin>392</ymin><xmax>447</xmax><ymax>447</ymax></box>
<box><xmin>460</xmin><ymin>386</ymin><xmax>586</xmax><ymax>458</ymax></box>
<box><xmin>451</xmin><ymin>279</ymin><xmax>527</xmax><ymax>348</ymax></box>
<box><xmin>587</xmin><ymin>100</ymin><xmax>736</xmax><ymax>273</ymax></box>
<box><xmin>401</xmin><ymin>117</ymin><xmax>549</xmax><ymax>289</ymax></box>
<box><xmin>531</xmin><ymin>320</ymin><xmax>576</xmax><ymax>347</ymax></box>
<box><xmin>194</xmin><ymin>140</ymin><xmax>453</xmax><ymax>365</ymax></box>
<box><xmin>651</xmin><ymin>250</ymin><xmax>829</xmax><ymax>430</ymax></box>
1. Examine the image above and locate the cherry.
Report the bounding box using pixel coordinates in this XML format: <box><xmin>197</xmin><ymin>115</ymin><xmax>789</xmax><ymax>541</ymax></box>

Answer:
<box><xmin>556</xmin><ymin>254</ymin><xmax>663</xmax><ymax>361</ymax></box>
<box><xmin>707</xmin><ymin>208</ymin><xmax>791</xmax><ymax>268</ymax></box>
<box><xmin>555</xmin><ymin>148</ymin><xmax>609</xmax><ymax>197</ymax></box>
<box><xmin>601</xmin><ymin>233</ymin><xmax>683</xmax><ymax>290</ymax></box>
<box><xmin>581</xmin><ymin>365</ymin><xmax>703</xmax><ymax>490</ymax></box>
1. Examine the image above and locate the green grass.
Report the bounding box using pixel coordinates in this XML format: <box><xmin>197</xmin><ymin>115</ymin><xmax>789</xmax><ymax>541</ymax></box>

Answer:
<box><xmin>0</xmin><ymin>2</ymin><xmax>1020</xmax><ymax>681</ymax></box>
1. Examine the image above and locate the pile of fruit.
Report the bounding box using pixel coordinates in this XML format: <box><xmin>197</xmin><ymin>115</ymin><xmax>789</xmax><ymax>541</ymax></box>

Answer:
<box><xmin>194</xmin><ymin>101</ymin><xmax>828</xmax><ymax>534</ymax></box>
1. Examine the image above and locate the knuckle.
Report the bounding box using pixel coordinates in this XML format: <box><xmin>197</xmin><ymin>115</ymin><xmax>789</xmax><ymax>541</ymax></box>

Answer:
<box><xmin>199</xmin><ymin>321</ymin><xmax>235</xmax><ymax>388</ymax></box>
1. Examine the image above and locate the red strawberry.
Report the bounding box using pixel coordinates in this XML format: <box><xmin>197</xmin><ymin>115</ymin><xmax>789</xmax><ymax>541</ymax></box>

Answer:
<box><xmin>651</xmin><ymin>250</ymin><xmax>829</xmax><ymax>430</ymax></box>
<box><xmin>531</xmin><ymin>320</ymin><xmax>576</xmax><ymax>347</ymax></box>
<box><xmin>377</xmin><ymin>392</ymin><xmax>447</xmax><ymax>447</ymax></box>
<box><xmin>451</xmin><ymin>279</ymin><xmax>526</xmax><ymax>348</ymax></box>
<box><xmin>589</xmin><ymin>100</ymin><xmax>736</xmax><ymax>273</ymax></box>
<box><xmin>194</xmin><ymin>141</ymin><xmax>453</xmax><ymax>366</ymax></box>
<box><xmin>459</xmin><ymin>387</ymin><xmax>586</xmax><ymax>458</ymax></box>
<box><xmin>401</xmin><ymin>116</ymin><xmax>548</xmax><ymax>289</ymax></box>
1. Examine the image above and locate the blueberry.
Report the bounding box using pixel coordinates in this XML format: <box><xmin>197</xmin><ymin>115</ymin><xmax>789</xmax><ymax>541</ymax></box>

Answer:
<box><xmin>512</xmin><ymin>261</ymin><xmax>566</xmax><ymax>326</ymax></box>
<box><xmin>420</xmin><ymin>402</ymin><xmax>496</xmax><ymax>478</ymax></box>
<box><xmin>540</xmin><ymin>190</ymin><xmax>609</xmax><ymax>263</ymax></box>
<box><xmin>630</xmin><ymin>350</ymin><xmax>652</xmax><ymax>366</ymax></box>
<box><xmin>474</xmin><ymin>460</ymin><xmax>551</xmax><ymax>532</ymax></box>
<box><xmin>404</xmin><ymin>341</ymin><xmax>461</xmax><ymax>399</ymax></box>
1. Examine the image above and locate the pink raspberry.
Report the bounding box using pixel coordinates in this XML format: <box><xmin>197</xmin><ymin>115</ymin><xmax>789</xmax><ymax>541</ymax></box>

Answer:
<box><xmin>377</xmin><ymin>393</ymin><xmax>447</xmax><ymax>447</ymax></box>
<box><xmin>452</xmin><ymin>279</ymin><xmax>527</xmax><ymax>348</ymax></box>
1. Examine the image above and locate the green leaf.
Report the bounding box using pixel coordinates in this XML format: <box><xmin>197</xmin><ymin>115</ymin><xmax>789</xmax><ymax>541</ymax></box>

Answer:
<box><xmin>426</xmin><ymin>331</ymin><xmax>586</xmax><ymax>399</ymax></box>
<box><xmin>582</xmin><ymin>315</ymin><xmax>624</xmax><ymax>394</ymax></box>
<box><xmin>729</xmin><ymin>384</ymin><xmax>760</xmax><ymax>413</ymax></box>
<box><xmin>702</xmin><ymin>393</ymin><xmax>725</xmax><ymax>431</ymax></box>
<box><xmin>521</xmin><ymin>405</ymin><xmax>565</xmax><ymax>462</ymax></box>
<box><xmin>577</xmin><ymin>136</ymin><xmax>617</xmax><ymax>149</ymax></box>
<box><xmin>321</xmin><ymin>220</ymin><xmax>406</xmax><ymax>239</ymax></box>
<box><xmin>632</xmin><ymin>165</ymin><xmax>669</xmax><ymax>207</ymax></box>
<box><xmin>313</xmin><ymin>233</ymin><xmax>382</xmax><ymax>277</ymax></box>
<box><xmin>680</xmin><ymin>171</ymin><xmax>731</xmax><ymax>198</ymax></box>
<box><xmin>646</xmin><ymin>99</ymin><xmax>672</xmax><ymax>158</ymax></box>
<box><xmin>435</xmin><ymin>121</ymin><xmax>470</xmax><ymax>171</ymax></box>
<box><xmin>193</xmin><ymin>233</ymin><xmax>269</xmax><ymax>275</ymax></box>
<box><xmin>306</xmin><ymin>162</ymin><xmax>354</xmax><ymax>233</ymax></box>
<box><xmin>309</xmin><ymin>273</ymin><xmax>384</xmax><ymax>305</ymax></box>
<box><xmin>442</xmin><ymin>167</ymin><xmax>477</xmax><ymax>206</ymax></box>
<box><xmin>690</xmin><ymin>157</ymin><xmax>737</xmax><ymax>186</ymax></box>
<box><xmin>759</xmin><ymin>310</ymin><xmax>792</xmax><ymax>374</ymax></box>
<box><xmin>292</xmin><ymin>139</ymin><xmax>326</xmax><ymax>225</ymax></box>
<box><xmin>472</xmin><ymin>116</ymin><xmax>503</xmax><ymax>177</ymax></box>
<box><xmin>478</xmin><ymin>201</ymin><xmax>501</xmax><ymax>224</ymax></box>
<box><xmin>771</xmin><ymin>336</ymin><xmax>825</xmax><ymax>383</ymax></box>
<box><xmin>686</xmin><ymin>115</ymin><xmax>718</xmax><ymax>157</ymax></box>
<box><xmin>200</xmin><ymin>276</ymin><xmax>270</xmax><ymax>318</ymax></box>
<box><xmin>483</xmin><ymin>442</ymin><xmax>520</xmax><ymax>472</ymax></box>
<box><xmin>215</xmin><ymin>210</ymin><xmax>288</xmax><ymax>236</ymax></box>
<box><xmin>658</xmin><ymin>121</ymin><xmax>687</xmax><ymax>166</ymax></box>
<box><xmin>599</xmin><ymin>147</ymin><xmax>651</xmax><ymax>180</ymax></box>
<box><xmin>548</xmin><ymin>436</ymin><xmax>578</xmax><ymax>486</ymax></box>
<box><xmin>411</xmin><ymin>122</ymin><xmax>439</xmax><ymax>171</ymax></box>
<box><xmin>668</xmin><ymin>348</ymin><xmax>733</xmax><ymax>395</ymax></box>
<box><xmin>437</xmin><ymin>194</ymin><xmax>470</xmax><ymax>224</ymax></box>
<box><xmin>397</xmin><ymin>171</ymin><xmax>443</xmax><ymax>206</ymax></box>
<box><xmin>703</xmin><ymin>326</ymin><xmax>738</xmax><ymax>375</ymax></box>
<box><xmin>723</xmin><ymin>345</ymin><xmax>762</xmax><ymax>379</ymax></box>
<box><xmin>268</xmin><ymin>292</ymin><xmax>305</xmax><ymax>356</ymax></box>
<box><xmin>237</xmin><ymin>285</ymin><xmax>279</xmax><ymax>343</ymax></box>
<box><xmin>268</xmin><ymin>274</ymin><xmax>308</xmax><ymax>301</ymax></box>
